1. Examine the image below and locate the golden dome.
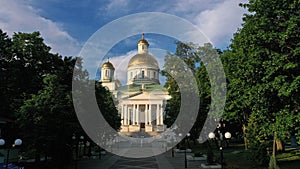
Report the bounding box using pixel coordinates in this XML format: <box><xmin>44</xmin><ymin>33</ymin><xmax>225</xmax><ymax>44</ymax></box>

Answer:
<box><xmin>127</xmin><ymin>53</ymin><xmax>159</xmax><ymax>69</ymax></box>
<box><xmin>102</xmin><ymin>61</ymin><xmax>115</xmax><ymax>70</ymax></box>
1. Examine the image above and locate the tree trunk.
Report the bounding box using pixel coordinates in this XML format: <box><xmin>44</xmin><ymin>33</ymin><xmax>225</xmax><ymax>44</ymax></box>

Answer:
<box><xmin>193</xmin><ymin>138</ymin><xmax>197</xmax><ymax>145</ymax></box>
<box><xmin>35</xmin><ymin>152</ymin><xmax>40</xmax><ymax>163</ymax></box>
<box><xmin>45</xmin><ymin>153</ymin><xmax>48</xmax><ymax>162</ymax></box>
<box><xmin>276</xmin><ymin>140</ymin><xmax>283</xmax><ymax>151</ymax></box>
<box><xmin>270</xmin><ymin>131</ymin><xmax>278</xmax><ymax>169</ymax></box>
<box><xmin>242</xmin><ymin>124</ymin><xmax>248</xmax><ymax>150</ymax></box>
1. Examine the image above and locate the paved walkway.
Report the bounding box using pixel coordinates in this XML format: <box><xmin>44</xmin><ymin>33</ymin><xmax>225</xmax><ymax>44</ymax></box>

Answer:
<box><xmin>76</xmin><ymin>137</ymin><xmax>205</xmax><ymax>169</ymax></box>
<box><xmin>75</xmin><ymin>131</ymin><xmax>210</xmax><ymax>169</ymax></box>
<box><xmin>77</xmin><ymin>150</ymin><xmax>204</xmax><ymax>169</ymax></box>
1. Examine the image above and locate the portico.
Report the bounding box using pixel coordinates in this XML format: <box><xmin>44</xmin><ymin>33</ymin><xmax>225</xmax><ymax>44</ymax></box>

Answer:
<box><xmin>119</xmin><ymin>92</ymin><xmax>167</xmax><ymax>133</ymax></box>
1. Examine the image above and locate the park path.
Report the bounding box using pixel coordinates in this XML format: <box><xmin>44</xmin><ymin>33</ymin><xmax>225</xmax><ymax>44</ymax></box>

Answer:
<box><xmin>77</xmin><ymin>131</ymin><xmax>204</xmax><ymax>169</ymax></box>
<box><xmin>77</xmin><ymin>140</ymin><xmax>203</xmax><ymax>169</ymax></box>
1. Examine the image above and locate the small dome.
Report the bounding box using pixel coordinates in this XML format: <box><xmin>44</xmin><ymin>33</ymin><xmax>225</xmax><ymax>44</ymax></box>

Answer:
<box><xmin>102</xmin><ymin>61</ymin><xmax>115</xmax><ymax>70</ymax></box>
<box><xmin>138</xmin><ymin>33</ymin><xmax>149</xmax><ymax>46</ymax></box>
<box><xmin>138</xmin><ymin>39</ymin><xmax>149</xmax><ymax>46</ymax></box>
<box><xmin>128</xmin><ymin>53</ymin><xmax>159</xmax><ymax>69</ymax></box>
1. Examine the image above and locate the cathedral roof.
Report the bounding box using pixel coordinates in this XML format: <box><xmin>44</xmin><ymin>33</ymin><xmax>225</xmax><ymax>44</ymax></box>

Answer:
<box><xmin>102</xmin><ymin>60</ymin><xmax>115</xmax><ymax>70</ymax></box>
<box><xmin>117</xmin><ymin>84</ymin><xmax>167</xmax><ymax>92</ymax></box>
<box><xmin>127</xmin><ymin>53</ymin><xmax>159</xmax><ymax>69</ymax></box>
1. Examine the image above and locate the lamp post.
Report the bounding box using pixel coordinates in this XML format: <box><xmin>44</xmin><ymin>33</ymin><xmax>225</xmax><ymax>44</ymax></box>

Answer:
<box><xmin>72</xmin><ymin>135</ymin><xmax>78</xmax><ymax>169</ymax></box>
<box><xmin>72</xmin><ymin>135</ymin><xmax>84</xmax><ymax>169</ymax></box>
<box><xmin>179</xmin><ymin>133</ymin><xmax>190</xmax><ymax>168</ymax></box>
<box><xmin>86</xmin><ymin>141</ymin><xmax>91</xmax><ymax>158</ymax></box>
<box><xmin>79</xmin><ymin>136</ymin><xmax>84</xmax><ymax>158</ymax></box>
<box><xmin>114</xmin><ymin>134</ymin><xmax>119</xmax><ymax>149</ymax></box>
<box><xmin>170</xmin><ymin>133</ymin><xmax>176</xmax><ymax>157</ymax></box>
<box><xmin>208</xmin><ymin>132</ymin><xmax>231</xmax><ymax>169</ymax></box>
<box><xmin>0</xmin><ymin>138</ymin><xmax>22</xmax><ymax>169</ymax></box>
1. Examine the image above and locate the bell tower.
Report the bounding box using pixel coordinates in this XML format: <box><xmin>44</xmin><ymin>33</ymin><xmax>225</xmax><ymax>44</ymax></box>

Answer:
<box><xmin>101</xmin><ymin>58</ymin><xmax>115</xmax><ymax>83</ymax></box>
<box><xmin>137</xmin><ymin>33</ymin><xmax>149</xmax><ymax>54</ymax></box>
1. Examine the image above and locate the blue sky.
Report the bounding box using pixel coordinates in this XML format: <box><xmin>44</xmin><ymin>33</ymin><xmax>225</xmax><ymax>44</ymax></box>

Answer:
<box><xmin>0</xmin><ymin>0</ymin><xmax>248</xmax><ymax>84</ymax></box>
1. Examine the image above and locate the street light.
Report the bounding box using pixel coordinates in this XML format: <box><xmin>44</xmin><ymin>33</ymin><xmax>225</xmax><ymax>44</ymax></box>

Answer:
<box><xmin>72</xmin><ymin>135</ymin><xmax>84</xmax><ymax>169</ymax></box>
<box><xmin>171</xmin><ymin>133</ymin><xmax>176</xmax><ymax>157</ymax></box>
<box><xmin>79</xmin><ymin>136</ymin><xmax>84</xmax><ymax>158</ymax></box>
<box><xmin>208</xmin><ymin>132</ymin><xmax>231</xmax><ymax>169</ymax></box>
<box><xmin>86</xmin><ymin>141</ymin><xmax>91</xmax><ymax>158</ymax></box>
<box><xmin>179</xmin><ymin>133</ymin><xmax>190</xmax><ymax>168</ymax></box>
<box><xmin>0</xmin><ymin>138</ymin><xmax>22</xmax><ymax>169</ymax></box>
<box><xmin>72</xmin><ymin>135</ymin><xmax>78</xmax><ymax>169</ymax></box>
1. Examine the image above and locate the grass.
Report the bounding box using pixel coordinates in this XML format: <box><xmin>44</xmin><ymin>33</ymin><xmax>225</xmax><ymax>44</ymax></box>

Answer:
<box><xmin>189</xmin><ymin>141</ymin><xmax>300</xmax><ymax>169</ymax></box>
<box><xmin>276</xmin><ymin>147</ymin><xmax>300</xmax><ymax>169</ymax></box>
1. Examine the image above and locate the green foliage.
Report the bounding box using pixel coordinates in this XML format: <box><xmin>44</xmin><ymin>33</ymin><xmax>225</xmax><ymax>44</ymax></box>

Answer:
<box><xmin>162</xmin><ymin>42</ymin><xmax>223</xmax><ymax>142</ymax></box>
<box><xmin>206</xmin><ymin>141</ymin><xmax>216</xmax><ymax>164</ymax></box>
<box><xmin>0</xmin><ymin>29</ymin><xmax>121</xmax><ymax>167</ymax></box>
<box><xmin>0</xmin><ymin>30</ymin><xmax>66</xmax><ymax>119</ymax></box>
<box><xmin>95</xmin><ymin>82</ymin><xmax>121</xmax><ymax>130</ymax></box>
<box><xmin>222</xmin><ymin>0</ymin><xmax>300</xmax><ymax>160</ymax></box>
<box><xmin>17</xmin><ymin>74</ymin><xmax>78</xmax><ymax>165</ymax></box>
<box><xmin>193</xmin><ymin>151</ymin><xmax>203</xmax><ymax>157</ymax></box>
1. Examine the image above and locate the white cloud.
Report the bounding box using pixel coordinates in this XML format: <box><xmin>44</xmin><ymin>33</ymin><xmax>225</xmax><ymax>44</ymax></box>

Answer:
<box><xmin>193</xmin><ymin>0</ymin><xmax>248</xmax><ymax>47</ymax></box>
<box><xmin>106</xmin><ymin>0</ymin><xmax>128</xmax><ymax>11</ymax></box>
<box><xmin>98</xmin><ymin>0</ymin><xmax>129</xmax><ymax>16</ymax></box>
<box><xmin>172</xmin><ymin>0</ymin><xmax>225</xmax><ymax>14</ymax></box>
<box><xmin>0</xmin><ymin>0</ymin><xmax>81</xmax><ymax>56</ymax></box>
<box><xmin>95</xmin><ymin>0</ymin><xmax>247</xmax><ymax>49</ymax></box>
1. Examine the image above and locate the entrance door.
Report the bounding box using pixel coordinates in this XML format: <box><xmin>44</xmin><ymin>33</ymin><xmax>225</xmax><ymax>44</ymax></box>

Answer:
<box><xmin>140</xmin><ymin>122</ymin><xmax>145</xmax><ymax>128</ymax></box>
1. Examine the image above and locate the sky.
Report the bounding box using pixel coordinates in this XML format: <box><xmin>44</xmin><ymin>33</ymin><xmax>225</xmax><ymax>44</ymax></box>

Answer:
<box><xmin>0</xmin><ymin>0</ymin><xmax>248</xmax><ymax>84</ymax></box>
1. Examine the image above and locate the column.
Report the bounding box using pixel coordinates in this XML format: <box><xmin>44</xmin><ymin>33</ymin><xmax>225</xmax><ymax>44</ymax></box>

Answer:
<box><xmin>132</xmin><ymin>104</ymin><xmax>135</xmax><ymax>125</ymax></box>
<box><xmin>156</xmin><ymin>104</ymin><xmax>159</xmax><ymax>125</ymax></box>
<box><xmin>136</xmin><ymin>104</ymin><xmax>139</xmax><ymax>124</ymax></box>
<box><xmin>124</xmin><ymin>104</ymin><xmax>127</xmax><ymax>125</ymax></box>
<box><xmin>127</xmin><ymin>105</ymin><xmax>130</xmax><ymax>125</ymax></box>
<box><xmin>128</xmin><ymin>105</ymin><xmax>130</xmax><ymax>125</ymax></box>
<box><xmin>160</xmin><ymin>104</ymin><xmax>164</xmax><ymax>125</ymax></box>
<box><xmin>145</xmin><ymin>104</ymin><xmax>148</xmax><ymax>125</ymax></box>
<box><xmin>121</xmin><ymin>105</ymin><xmax>124</xmax><ymax>125</ymax></box>
<box><xmin>149</xmin><ymin>104</ymin><xmax>152</xmax><ymax>125</ymax></box>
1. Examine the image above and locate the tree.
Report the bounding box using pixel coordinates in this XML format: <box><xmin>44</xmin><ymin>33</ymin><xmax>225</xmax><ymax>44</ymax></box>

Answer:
<box><xmin>17</xmin><ymin>74</ymin><xmax>80</xmax><ymax>167</ymax></box>
<box><xmin>0</xmin><ymin>30</ymin><xmax>64</xmax><ymax>119</ymax></box>
<box><xmin>95</xmin><ymin>82</ymin><xmax>121</xmax><ymax>131</ymax></box>
<box><xmin>222</xmin><ymin>0</ymin><xmax>300</xmax><ymax>167</ymax></box>
<box><xmin>1</xmin><ymin>29</ymin><xmax>121</xmax><ymax>168</ymax></box>
<box><xmin>0</xmin><ymin>29</ymin><xmax>13</xmax><ymax>119</ymax></box>
<box><xmin>162</xmin><ymin>42</ymin><xmax>200</xmax><ymax>131</ymax></box>
<box><xmin>162</xmin><ymin>42</ymin><xmax>224</xmax><ymax>143</ymax></box>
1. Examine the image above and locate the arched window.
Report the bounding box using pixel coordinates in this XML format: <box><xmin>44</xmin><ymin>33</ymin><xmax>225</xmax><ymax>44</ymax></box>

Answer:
<box><xmin>105</xmin><ymin>70</ymin><xmax>109</xmax><ymax>77</ymax></box>
<box><xmin>142</xmin><ymin>70</ymin><xmax>145</xmax><ymax>78</ymax></box>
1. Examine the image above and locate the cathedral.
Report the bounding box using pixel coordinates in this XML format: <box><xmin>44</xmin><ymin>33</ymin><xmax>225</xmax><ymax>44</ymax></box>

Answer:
<box><xmin>99</xmin><ymin>34</ymin><xmax>170</xmax><ymax>134</ymax></box>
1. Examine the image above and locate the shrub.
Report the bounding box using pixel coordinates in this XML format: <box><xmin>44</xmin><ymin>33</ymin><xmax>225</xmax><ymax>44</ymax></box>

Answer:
<box><xmin>179</xmin><ymin>146</ymin><xmax>186</xmax><ymax>150</ymax></box>
<box><xmin>194</xmin><ymin>151</ymin><xmax>203</xmax><ymax>157</ymax></box>
<box><xmin>207</xmin><ymin>148</ymin><xmax>216</xmax><ymax>164</ymax></box>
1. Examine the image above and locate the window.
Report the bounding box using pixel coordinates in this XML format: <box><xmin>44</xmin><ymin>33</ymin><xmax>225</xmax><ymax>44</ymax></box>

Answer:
<box><xmin>142</xmin><ymin>70</ymin><xmax>145</xmax><ymax>78</ymax></box>
<box><xmin>105</xmin><ymin>70</ymin><xmax>109</xmax><ymax>77</ymax></box>
<box><xmin>153</xmin><ymin>72</ymin><xmax>156</xmax><ymax>79</ymax></box>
